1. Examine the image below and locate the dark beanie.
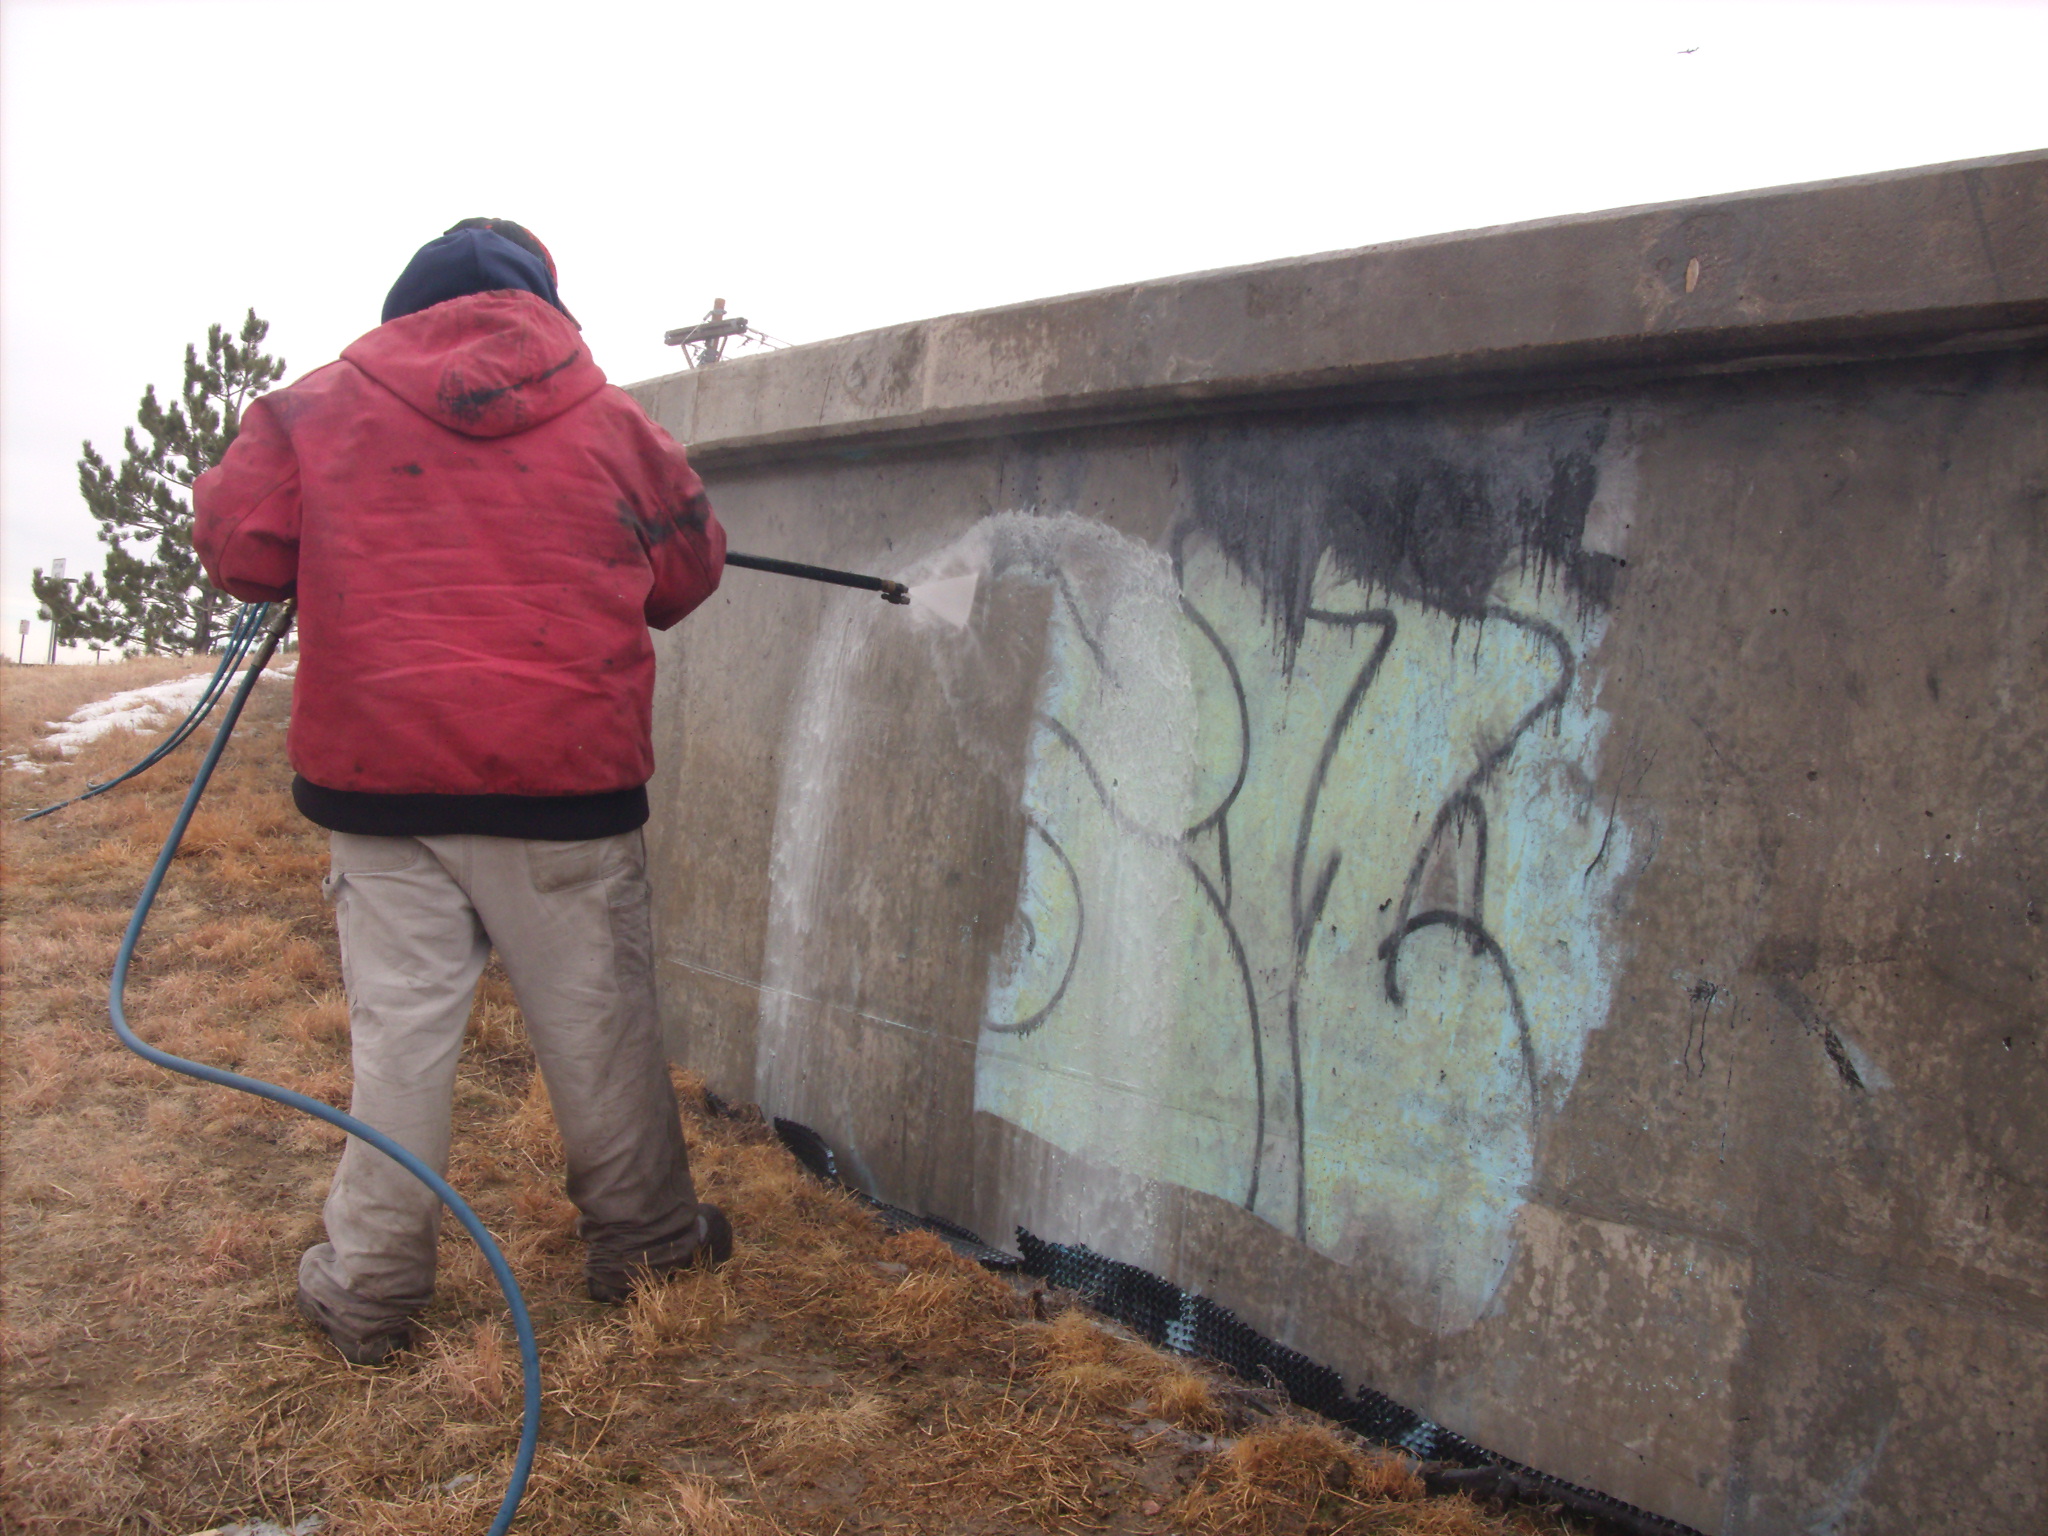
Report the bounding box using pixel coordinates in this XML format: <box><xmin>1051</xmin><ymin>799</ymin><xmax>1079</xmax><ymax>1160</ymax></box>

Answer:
<box><xmin>382</xmin><ymin>221</ymin><xmax>573</xmax><ymax>325</ymax></box>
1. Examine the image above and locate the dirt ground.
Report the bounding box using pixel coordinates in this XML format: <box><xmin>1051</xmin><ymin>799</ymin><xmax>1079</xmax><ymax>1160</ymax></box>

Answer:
<box><xmin>1</xmin><ymin>655</ymin><xmax>1583</xmax><ymax>1536</ymax></box>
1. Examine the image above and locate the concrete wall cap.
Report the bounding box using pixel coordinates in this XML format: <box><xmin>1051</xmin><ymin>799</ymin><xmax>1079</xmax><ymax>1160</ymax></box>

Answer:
<box><xmin>630</xmin><ymin>149</ymin><xmax>2048</xmax><ymax>465</ymax></box>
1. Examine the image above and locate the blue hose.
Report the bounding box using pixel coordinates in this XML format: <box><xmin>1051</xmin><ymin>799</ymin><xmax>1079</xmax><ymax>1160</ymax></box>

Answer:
<box><xmin>105</xmin><ymin>603</ymin><xmax>540</xmax><ymax>1534</ymax></box>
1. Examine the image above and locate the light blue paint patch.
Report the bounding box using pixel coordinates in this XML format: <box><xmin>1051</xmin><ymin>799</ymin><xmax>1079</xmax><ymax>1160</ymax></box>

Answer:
<box><xmin>973</xmin><ymin>521</ymin><xmax>1635</xmax><ymax>1330</ymax></box>
<box><xmin>1296</xmin><ymin>568</ymin><xmax>1632</xmax><ymax>1323</ymax></box>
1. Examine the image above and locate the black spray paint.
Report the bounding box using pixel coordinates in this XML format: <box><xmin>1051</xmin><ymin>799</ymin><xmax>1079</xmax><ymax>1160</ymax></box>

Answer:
<box><xmin>1179</xmin><ymin>406</ymin><xmax>1617</xmax><ymax>657</ymax></box>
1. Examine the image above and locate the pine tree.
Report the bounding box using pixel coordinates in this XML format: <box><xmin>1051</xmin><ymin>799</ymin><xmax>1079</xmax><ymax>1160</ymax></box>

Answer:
<box><xmin>34</xmin><ymin>311</ymin><xmax>286</xmax><ymax>655</ymax></box>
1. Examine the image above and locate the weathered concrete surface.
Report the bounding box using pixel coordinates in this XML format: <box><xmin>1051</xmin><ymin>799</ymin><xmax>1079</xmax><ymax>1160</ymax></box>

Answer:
<box><xmin>642</xmin><ymin>151</ymin><xmax>2047</xmax><ymax>469</ymax></box>
<box><xmin>631</xmin><ymin>153</ymin><xmax>2048</xmax><ymax>1535</ymax></box>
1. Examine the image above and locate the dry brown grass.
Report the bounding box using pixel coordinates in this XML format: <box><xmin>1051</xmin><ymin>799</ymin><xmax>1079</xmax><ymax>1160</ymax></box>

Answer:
<box><xmin>0</xmin><ymin>653</ymin><xmax>219</xmax><ymax>761</ymax></box>
<box><xmin>1178</xmin><ymin>1422</ymin><xmax>1460</xmax><ymax>1536</ymax></box>
<box><xmin>1</xmin><ymin>662</ymin><xmax>1580</xmax><ymax>1536</ymax></box>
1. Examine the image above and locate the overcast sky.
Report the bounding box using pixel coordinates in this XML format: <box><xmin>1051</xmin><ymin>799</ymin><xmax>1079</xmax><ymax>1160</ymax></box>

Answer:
<box><xmin>4</xmin><ymin>0</ymin><xmax>2045</xmax><ymax>658</ymax></box>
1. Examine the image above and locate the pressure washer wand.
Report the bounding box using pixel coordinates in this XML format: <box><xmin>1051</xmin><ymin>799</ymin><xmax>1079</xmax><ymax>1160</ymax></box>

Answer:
<box><xmin>726</xmin><ymin>550</ymin><xmax>910</xmax><ymax>604</ymax></box>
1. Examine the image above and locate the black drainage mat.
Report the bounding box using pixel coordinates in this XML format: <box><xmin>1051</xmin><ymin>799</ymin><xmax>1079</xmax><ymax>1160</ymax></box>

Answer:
<box><xmin>1016</xmin><ymin>1229</ymin><xmax>1705</xmax><ymax>1536</ymax></box>
<box><xmin>768</xmin><ymin>1116</ymin><xmax>1701</xmax><ymax>1536</ymax></box>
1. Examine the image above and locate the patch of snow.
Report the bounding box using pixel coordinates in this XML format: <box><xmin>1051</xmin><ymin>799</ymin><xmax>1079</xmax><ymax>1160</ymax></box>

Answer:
<box><xmin>184</xmin><ymin>1518</ymin><xmax>323</xmax><ymax>1536</ymax></box>
<box><xmin>37</xmin><ymin>665</ymin><xmax>290</xmax><ymax>757</ymax></box>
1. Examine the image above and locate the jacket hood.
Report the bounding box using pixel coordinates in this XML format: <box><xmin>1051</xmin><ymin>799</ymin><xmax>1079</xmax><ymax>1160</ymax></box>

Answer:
<box><xmin>342</xmin><ymin>291</ymin><xmax>606</xmax><ymax>439</ymax></box>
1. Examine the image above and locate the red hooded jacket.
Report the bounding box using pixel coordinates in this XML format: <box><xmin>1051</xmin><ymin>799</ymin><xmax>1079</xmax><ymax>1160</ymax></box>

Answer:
<box><xmin>194</xmin><ymin>290</ymin><xmax>723</xmax><ymax>810</ymax></box>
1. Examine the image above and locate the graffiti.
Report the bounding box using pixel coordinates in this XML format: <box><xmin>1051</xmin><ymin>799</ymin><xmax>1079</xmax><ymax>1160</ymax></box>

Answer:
<box><xmin>973</xmin><ymin>411</ymin><xmax>1637</xmax><ymax>1328</ymax></box>
<box><xmin>748</xmin><ymin>406</ymin><xmax>1640</xmax><ymax>1330</ymax></box>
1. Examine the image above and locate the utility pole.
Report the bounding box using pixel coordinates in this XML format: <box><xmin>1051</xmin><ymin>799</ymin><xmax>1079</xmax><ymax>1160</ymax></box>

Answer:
<box><xmin>44</xmin><ymin>561</ymin><xmax>65</xmax><ymax>663</ymax></box>
<box><xmin>45</xmin><ymin>558</ymin><xmax>66</xmax><ymax>664</ymax></box>
<box><xmin>663</xmin><ymin>298</ymin><xmax>754</xmax><ymax>367</ymax></box>
<box><xmin>699</xmin><ymin>298</ymin><xmax>727</xmax><ymax>368</ymax></box>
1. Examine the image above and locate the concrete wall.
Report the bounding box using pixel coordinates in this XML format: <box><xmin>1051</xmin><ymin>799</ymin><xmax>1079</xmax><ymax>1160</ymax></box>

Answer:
<box><xmin>629</xmin><ymin>153</ymin><xmax>2048</xmax><ymax>1535</ymax></box>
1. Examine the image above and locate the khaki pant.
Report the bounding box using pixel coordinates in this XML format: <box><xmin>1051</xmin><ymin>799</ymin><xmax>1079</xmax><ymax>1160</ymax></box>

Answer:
<box><xmin>298</xmin><ymin>830</ymin><xmax>703</xmax><ymax>1342</ymax></box>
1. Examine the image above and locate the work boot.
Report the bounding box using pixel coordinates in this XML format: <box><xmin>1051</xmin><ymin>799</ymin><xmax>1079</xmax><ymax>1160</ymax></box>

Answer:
<box><xmin>296</xmin><ymin>1288</ymin><xmax>414</xmax><ymax>1367</ymax></box>
<box><xmin>586</xmin><ymin>1203</ymin><xmax>733</xmax><ymax>1304</ymax></box>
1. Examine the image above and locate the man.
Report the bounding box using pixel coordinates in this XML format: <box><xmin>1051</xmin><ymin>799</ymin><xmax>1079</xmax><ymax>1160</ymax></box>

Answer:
<box><xmin>194</xmin><ymin>218</ymin><xmax>729</xmax><ymax>1366</ymax></box>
